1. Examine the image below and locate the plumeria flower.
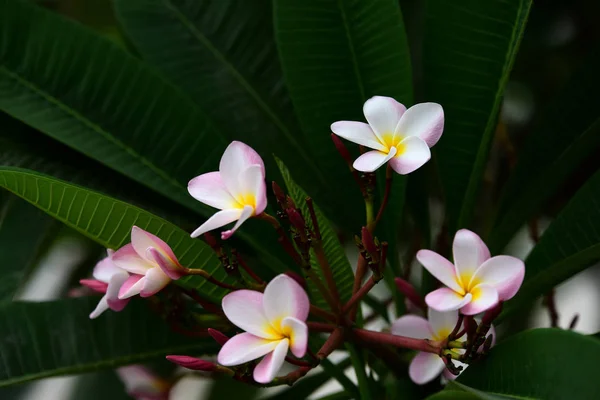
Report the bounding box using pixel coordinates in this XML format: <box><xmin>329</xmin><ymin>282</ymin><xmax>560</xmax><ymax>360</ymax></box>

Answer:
<box><xmin>188</xmin><ymin>141</ymin><xmax>267</xmax><ymax>240</ymax></box>
<box><xmin>112</xmin><ymin>226</ymin><xmax>185</xmax><ymax>299</ymax></box>
<box><xmin>80</xmin><ymin>250</ymin><xmax>130</xmax><ymax>319</ymax></box>
<box><xmin>217</xmin><ymin>274</ymin><xmax>309</xmax><ymax>383</ymax></box>
<box><xmin>331</xmin><ymin>96</ymin><xmax>444</xmax><ymax>174</ymax></box>
<box><xmin>417</xmin><ymin>229</ymin><xmax>525</xmax><ymax>315</ymax></box>
<box><xmin>116</xmin><ymin>365</ymin><xmax>171</xmax><ymax>400</ymax></box>
<box><xmin>391</xmin><ymin>309</ymin><xmax>495</xmax><ymax>385</ymax></box>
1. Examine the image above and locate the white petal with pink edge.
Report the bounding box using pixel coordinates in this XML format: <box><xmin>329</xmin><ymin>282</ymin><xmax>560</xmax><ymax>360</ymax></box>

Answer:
<box><xmin>395</xmin><ymin>102</ymin><xmax>444</xmax><ymax>147</ymax></box>
<box><xmin>190</xmin><ymin>208</ymin><xmax>242</xmax><ymax>238</ymax></box>
<box><xmin>220</xmin><ymin>141</ymin><xmax>265</xmax><ymax>195</ymax></box>
<box><xmin>416</xmin><ymin>250</ymin><xmax>463</xmax><ymax>293</ymax></box>
<box><xmin>425</xmin><ymin>288</ymin><xmax>472</xmax><ymax>312</ymax></box>
<box><xmin>89</xmin><ymin>296</ymin><xmax>110</xmax><ymax>319</ymax></box>
<box><xmin>331</xmin><ymin>121</ymin><xmax>387</xmax><ymax>151</ymax></box>
<box><xmin>281</xmin><ymin>317</ymin><xmax>308</xmax><ymax>358</ymax></box>
<box><xmin>409</xmin><ymin>352</ymin><xmax>445</xmax><ymax>385</ymax></box>
<box><xmin>353</xmin><ymin>147</ymin><xmax>397</xmax><ymax>172</ymax></box>
<box><xmin>263</xmin><ymin>274</ymin><xmax>310</xmax><ymax>323</ymax></box>
<box><xmin>428</xmin><ymin>309</ymin><xmax>459</xmax><ymax>339</ymax></box>
<box><xmin>459</xmin><ymin>284</ymin><xmax>499</xmax><ymax>315</ymax></box>
<box><xmin>118</xmin><ymin>274</ymin><xmax>145</xmax><ymax>299</ymax></box>
<box><xmin>93</xmin><ymin>256</ymin><xmax>122</xmax><ymax>283</ymax></box>
<box><xmin>131</xmin><ymin>226</ymin><xmax>178</xmax><ymax>264</ymax></box>
<box><xmin>222</xmin><ymin>290</ymin><xmax>279</xmax><ymax>339</ymax></box>
<box><xmin>221</xmin><ymin>205</ymin><xmax>254</xmax><ymax>240</ymax></box>
<box><xmin>471</xmin><ymin>255</ymin><xmax>525</xmax><ymax>301</ymax></box>
<box><xmin>238</xmin><ymin>165</ymin><xmax>267</xmax><ymax>214</ymax></box>
<box><xmin>112</xmin><ymin>244</ymin><xmax>153</xmax><ymax>275</ymax></box>
<box><xmin>147</xmin><ymin>248</ymin><xmax>185</xmax><ymax>280</ymax></box>
<box><xmin>253</xmin><ymin>339</ymin><xmax>289</xmax><ymax>383</ymax></box>
<box><xmin>217</xmin><ymin>333</ymin><xmax>279</xmax><ymax>366</ymax></box>
<box><xmin>452</xmin><ymin>229</ymin><xmax>491</xmax><ymax>281</ymax></box>
<box><xmin>188</xmin><ymin>171</ymin><xmax>237</xmax><ymax>210</ymax></box>
<box><xmin>105</xmin><ymin>271</ymin><xmax>130</xmax><ymax>311</ymax></box>
<box><xmin>389</xmin><ymin>136</ymin><xmax>431</xmax><ymax>175</ymax></box>
<box><xmin>363</xmin><ymin>96</ymin><xmax>406</xmax><ymax>139</ymax></box>
<box><xmin>140</xmin><ymin>267</ymin><xmax>171</xmax><ymax>297</ymax></box>
<box><xmin>390</xmin><ymin>315</ymin><xmax>432</xmax><ymax>339</ymax></box>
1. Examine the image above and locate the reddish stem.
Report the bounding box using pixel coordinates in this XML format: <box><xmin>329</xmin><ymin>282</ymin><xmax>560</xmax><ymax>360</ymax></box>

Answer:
<box><xmin>307</xmin><ymin>321</ymin><xmax>337</xmax><ymax>333</ymax></box>
<box><xmin>285</xmin><ymin>356</ymin><xmax>313</xmax><ymax>367</ymax></box>
<box><xmin>372</xmin><ymin>164</ymin><xmax>393</xmax><ymax>231</ymax></box>
<box><xmin>343</xmin><ymin>276</ymin><xmax>376</xmax><ymax>314</ymax></box>
<box><xmin>310</xmin><ymin>305</ymin><xmax>337</xmax><ymax>322</ymax></box>
<box><xmin>352</xmin><ymin>328</ymin><xmax>440</xmax><ymax>354</ymax></box>
<box><xmin>318</xmin><ymin>327</ymin><xmax>345</xmax><ymax>359</ymax></box>
<box><xmin>349</xmin><ymin>255</ymin><xmax>368</xmax><ymax>320</ymax></box>
<box><xmin>232</xmin><ymin>249</ymin><xmax>264</xmax><ymax>284</ymax></box>
<box><xmin>185</xmin><ymin>269</ymin><xmax>237</xmax><ymax>290</ymax></box>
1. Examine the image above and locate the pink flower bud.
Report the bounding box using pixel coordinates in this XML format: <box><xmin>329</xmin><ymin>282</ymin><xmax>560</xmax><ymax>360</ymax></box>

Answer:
<box><xmin>287</xmin><ymin>209</ymin><xmax>306</xmax><ymax>231</ymax></box>
<box><xmin>80</xmin><ymin>279</ymin><xmax>108</xmax><ymax>294</ymax></box>
<box><xmin>394</xmin><ymin>278</ymin><xmax>426</xmax><ymax>310</ymax></box>
<box><xmin>166</xmin><ymin>355</ymin><xmax>217</xmax><ymax>371</ymax></box>
<box><xmin>208</xmin><ymin>328</ymin><xmax>230</xmax><ymax>346</ymax></box>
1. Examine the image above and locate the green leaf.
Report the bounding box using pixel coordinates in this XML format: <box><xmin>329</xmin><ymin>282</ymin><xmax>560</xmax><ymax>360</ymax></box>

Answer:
<box><xmin>0</xmin><ymin>297</ymin><xmax>217</xmax><ymax>387</ymax></box>
<box><xmin>426</xmin><ymin>392</ymin><xmax>480</xmax><ymax>400</ymax></box>
<box><xmin>422</xmin><ymin>0</ymin><xmax>531</xmax><ymax>231</ymax></box>
<box><xmin>275</xmin><ymin>157</ymin><xmax>354</xmax><ymax>308</ymax></box>
<box><xmin>273</xmin><ymin>0</ymin><xmax>413</xmax><ymax>227</ymax></box>
<box><xmin>0</xmin><ymin>194</ymin><xmax>57</xmax><ymax>301</ymax></box>
<box><xmin>70</xmin><ymin>371</ymin><xmax>130</xmax><ymax>400</ymax></box>
<box><xmin>457</xmin><ymin>329</ymin><xmax>600</xmax><ymax>399</ymax></box>
<box><xmin>501</xmin><ymin>170</ymin><xmax>600</xmax><ymax>320</ymax></box>
<box><xmin>345</xmin><ymin>343</ymin><xmax>373</xmax><ymax>400</ymax></box>
<box><xmin>0</xmin><ymin>0</ymin><xmax>224</xmax><ymax>217</ymax></box>
<box><xmin>113</xmin><ymin>0</ymin><xmax>328</xmax><ymax>201</ymax></box>
<box><xmin>448</xmin><ymin>382</ymin><xmax>524</xmax><ymax>400</ymax></box>
<box><xmin>206</xmin><ymin>378</ymin><xmax>259</xmax><ymax>400</ymax></box>
<box><xmin>0</xmin><ymin>167</ymin><xmax>228</xmax><ymax>298</ymax></box>
<box><xmin>489</xmin><ymin>47</ymin><xmax>600</xmax><ymax>252</ymax></box>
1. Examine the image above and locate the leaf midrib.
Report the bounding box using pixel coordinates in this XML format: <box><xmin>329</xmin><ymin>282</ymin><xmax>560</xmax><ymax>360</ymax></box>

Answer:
<box><xmin>336</xmin><ymin>0</ymin><xmax>367</xmax><ymax>103</ymax></box>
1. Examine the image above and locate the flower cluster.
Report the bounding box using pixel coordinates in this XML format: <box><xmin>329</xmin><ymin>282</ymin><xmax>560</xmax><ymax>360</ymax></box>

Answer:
<box><xmin>81</xmin><ymin>96</ymin><xmax>525</xmax><ymax>388</ymax></box>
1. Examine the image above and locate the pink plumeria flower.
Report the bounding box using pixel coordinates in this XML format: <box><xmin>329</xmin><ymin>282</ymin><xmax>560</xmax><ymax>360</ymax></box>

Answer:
<box><xmin>217</xmin><ymin>274</ymin><xmax>309</xmax><ymax>383</ymax></box>
<box><xmin>417</xmin><ymin>229</ymin><xmax>525</xmax><ymax>315</ymax></box>
<box><xmin>116</xmin><ymin>365</ymin><xmax>170</xmax><ymax>400</ymax></box>
<box><xmin>80</xmin><ymin>250</ymin><xmax>130</xmax><ymax>319</ymax></box>
<box><xmin>188</xmin><ymin>141</ymin><xmax>267</xmax><ymax>240</ymax></box>
<box><xmin>391</xmin><ymin>309</ymin><xmax>495</xmax><ymax>385</ymax></box>
<box><xmin>112</xmin><ymin>226</ymin><xmax>185</xmax><ymax>299</ymax></box>
<box><xmin>331</xmin><ymin>96</ymin><xmax>444</xmax><ymax>174</ymax></box>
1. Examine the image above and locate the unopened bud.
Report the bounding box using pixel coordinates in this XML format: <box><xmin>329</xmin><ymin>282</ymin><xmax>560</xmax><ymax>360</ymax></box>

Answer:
<box><xmin>166</xmin><ymin>355</ymin><xmax>233</xmax><ymax>376</ymax></box>
<box><xmin>79</xmin><ymin>279</ymin><xmax>108</xmax><ymax>294</ymax></box>
<box><xmin>361</xmin><ymin>227</ymin><xmax>378</xmax><ymax>257</ymax></box>
<box><xmin>272</xmin><ymin>181</ymin><xmax>286</xmax><ymax>205</ymax></box>
<box><xmin>394</xmin><ymin>278</ymin><xmax>426</xmax><ymax>310</ymax></box>
<box><xmin>208</xmin><ymin>328</ymin><xmax>229</xmax><ymax>346</ymax></box>
<box><xmin>331</xmin><ymin>134</ymin><xmax>354</xmax><ymax>168</ymax></box>
<box><xmin>287</xmin><ymin>209</ymin><xmax>306</xmax><ymax>232</ymax></box>
<box><xmin>481</xmin><ymin>302</ymin><xmax>503</xmax><ymax>326</ymax></box>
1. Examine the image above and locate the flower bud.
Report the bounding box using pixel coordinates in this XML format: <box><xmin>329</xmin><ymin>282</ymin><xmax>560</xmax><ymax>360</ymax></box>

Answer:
<box><xmin>481</xmin><ymin>302</ymin><xmax>503</xmax><ymax>326</ymax></box>
<box><xmin>166</xmin><ymin>355</ymin><xmax>217</xmax><ymax>371</ymax></box>
<box><xmin>361</xmin><ymin>227</ymin><xmax>378</xmax><ymax>257</ymax></box>
<box><xmin>272</xmin><ymin>181</ymin><xmax>287</xmax><ymax>205</ymax></box>
<box><xmin>79</xmin><ymin>279</ymin><xmax>108</xmax><ymax>294</ymax></box>
<box><xmin>331</xmin><ymin>133</ymin><xmax>354</xmax><ymax>168</ymax></box>
<box><xmin>208</xmin><ymin>328</ymin><xmax>230</xmax><ymax>346</ymax></box>
<box><xmin>394</xmin><ymin>278</ymin><xmax>426</xmax><ymax>310</ymax></box>
<box><xmin>287</xmin><ymin>209</ymin><xmax>306</xmax><ymax>232</ymax></box>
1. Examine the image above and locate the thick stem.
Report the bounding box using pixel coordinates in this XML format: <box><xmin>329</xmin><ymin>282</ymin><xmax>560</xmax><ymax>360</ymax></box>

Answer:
<box><xmin>349</xmin><ymin>255</ymin><xmax>368</xmax><ymax>320</ymax></box>
<box><xmin>343</xmin><ymin>276</ymin><xmax>376</xmax><ymax>314</ymax></box>
<box><xmin>313</xmin><ymin>241</ymin><xmax>340</xmax><ymax>309</ymax></box>
<box><xmin>307</xmin><ymin>321</ymin><xmax>337</xmax><ymax>333</ymax></box>
<box><xmin>285</xmin><ymin>356</ymin><xmax>313</xmax><ymax>367</ymax></box>
<box><xmin>184</xmin><ymin>269</ymin><xmax>237</xmax><ymax>290</ymax></box>
<box><xmin>352</xmin><ymin>328</ymin><xmax>441</xmax><ymax>354</ymax></box>
<box><xmin>448</xmin><ymin>314</ymin><xmax>464</xmax><ymax>340</ymax></box>
<box><xmin>318</xmin><ymin>327</ymin><xmax>345</xmax><ymax>359</ymax></box>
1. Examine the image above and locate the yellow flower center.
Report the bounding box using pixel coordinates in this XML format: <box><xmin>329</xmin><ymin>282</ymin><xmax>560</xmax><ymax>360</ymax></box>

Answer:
<box><xmin>380</xmin><ymin>132</ymin><xmax>406</xmax><ymax>155</ymax></box>
<box><xmin>457</xmin><ymin>272</ymin><xmax>481</xmax><ymax>297</ymax></box>
<box><xmin>263</xmin><ymin>317</ymin><xmax>296</xmax><ymax>346</ymax></box>
<box><xmin>233</xmin><ymin>193</ymin><xmax>257</xmax><ymax>211</ymax></box>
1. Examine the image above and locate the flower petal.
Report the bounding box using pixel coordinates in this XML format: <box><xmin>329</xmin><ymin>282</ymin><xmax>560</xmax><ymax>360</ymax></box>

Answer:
<box><xmin>140</xmin><ymin>267</ymin><xmax>171</xmax><ymax>297</ymax></box>
<box><xmin>471</xmin><ymin>255</ymin><xmax>525</xmax><ymax>301</ymax></box>
<box><xmin>217</xmin><ymin>332</ymin><xmax>278</xmax><ymax>366</ymax></box>
<box><xmin>222</xmin><ymin>290</ymin><xmax>279</xmax><ymax>339</ymax></box>
<box><xmin>409</xmin><ymin>352</ymin><xmax>445</xmax><ymax>385</ymax></box>
<box><xmin>363</xmin><ymin>96</ymin><xmax>406</xmax><ymax>141</ymax></box>
<box><xmin>92</xmin><ymin>256</ymin><xmax>122</xmax><ymax>283</ymax></box>
<box><xmin>89</xmin><ymin>295</ymin><xmax>110</xmax><ymax>319</ymax></box>
<box><xmin>452</xmin><ymin>229</ymin><xmax>491</xmax><ymax>284</ymax></box>
<box><xmin>263</xmin><ymin>274</ymin><xmax>310</xmax><ymax>323</ymax></box>
<box><xmin>389</xmin><ymin>136</ymin><xmax>431</xmax><ymax>175</ymax></box>
<box><xmin>331</xmin><ymin>121</ymin><xmax>387</xmax><ymax>151</ymax></box>
<box><xmin>188</xmin><ymin>171</ymin><xmax>237</xmax><ymax>210</ymax></box>
<box><xmin>428</xmin><ymin>309</ymin><xmax>459</xmax><ymax>339</ymax></box>
<box><xmin>147</xmin><ymin>248</ymin><xmax>185</xmax><ymax>280</ymax></box>
<box><xmin>221</xmin><ymin>205</ymin><xmax>254</xmax><ymax>240</ymax></box>
<box><xmin>131</xmin><ymin>226</ymin><xmax>179</xmax><ymax>264</ymax></box>
<box><xmin>460</xmin><ymin>284</ymin><xmax>499</xmax><ymax>315</ymax></box>
<box><xmin>238</xmin><ymin>165</ymin><xmax>267</xmax><ymax>214</ymax></box>
<box><xmin>118</xmin><ymin>274</ymin><xmax>145</xmax><ymax>299</ymax></box>
<box><xmin>190</xmin><ymin>209</ymin><xmax>242</xmax><ymax>238</ymax></box>
<box><xmin>80</xmin><ymin>279</ymin><xmax>108</xmax><ymax>293</ymax></box>
<box><xmin>416</xmin><ymin>250</ymin><xmax>463</xmax><ymax>293</ymax></box>
<box><xmin>425</xmin><ymin>288</ymin><xmax>472</xmax><ymax>312</ymax></box>
<box><xmin>395</xmin><ymin>102</ymin><xmax>444</xmax><ymax>147</ymax></box>
<box><xmin>353</xmin><ymin>147</ymin><xmax>396</xmax><ymax>172</ymax></box>
<box><xmin>106</xmin><ymin>270</ymin><xmax>130</xmax><ymax>311</ymax></box>
<box><xmin>219</xmin><ymin>141</ymin><xmax>265</xmax><ymax>195</ymax></box>
<box><xmin>253</xmin><ymin>339</ymin><xmax>289</xmax><ymax>384</ymax></box>
<box><xmin>112</xmin><ymin>244</ymin><xmax>153</xmax><ymax>275</ymax></box>
<box><xmin>391</xmin><ymin>315</ymin><xmax>432</xmax><ymax>339</ymax></box>
<box><xmin>281</xmin><ymin>317</ymin><xmax>308</xmax><ymax>358</ymax></box>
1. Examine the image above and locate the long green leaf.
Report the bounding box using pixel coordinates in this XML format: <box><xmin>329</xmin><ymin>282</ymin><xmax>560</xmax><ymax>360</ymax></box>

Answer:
<box><xmin>0</xmin><ymin>0</ymin><xmax>223</xmax><ymax>217</ymax></box>
<box><xmin>273</xmin><ymin>0</ymin><xmax>413</xmax><ymax>227</ymax></box>
<box><xmin>501</xmin><ymin>170</ymin><xmax>600</xmax><ymax>320</ymax></box>
<box><xmin>423</xmin><ymin>0</ymin><xmax>531</xmax><ymax>231</ymax></box>
<box><xmin>489</xmin><ymin>47</ymin><xmax>600</xmax><ymax>252</ymax></box>
<box><xmin>276</xmin><ymin>158</ymin><xmax>354</xmax><ymax>308</ymax></box>
<box><xmin>0</xmin><ymin>195</ymin><xmax>57</xmax><ymax>302</ymax></box>
<box><xmin>457</xmin><ymin>329</ymin><xmax>600</xmax><ymax>399</ymax></box>
<box><xmin>0</xmin><ymin>297</ymin><xmax>216</xmax><ymax>387</ymax></box>
<box><xmin>0</xmin><ymin>167</ymin><xmax>228</xmax><ymax>298</ymax></box>
<box><xmin>113</xmin><ymin>0</ymin><xmax>329</xmax><ymax>200</ymax></box>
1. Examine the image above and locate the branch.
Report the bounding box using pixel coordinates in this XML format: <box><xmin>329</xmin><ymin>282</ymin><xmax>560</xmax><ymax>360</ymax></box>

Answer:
<box><xmin>352</xmin><ymin>328</ymin><xmax>441</xmax><ymax>354</ymax></box>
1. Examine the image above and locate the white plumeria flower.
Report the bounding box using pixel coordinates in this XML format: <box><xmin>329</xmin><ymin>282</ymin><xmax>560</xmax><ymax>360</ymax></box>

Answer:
<box><xmin>112</xmin><ymin>226</ymin><xmax>185</xmax><ymax>299</ymax></box>
<box><xmin>331</xmin><ymin>96</ymin><xmax>444</xmax><ymax>174</ymax></box>
<box><xmin>116</xmin><ymin>365</ymin><xmax>170</xmax><ymax>400</ymax></box>
<box><xmin>188</xmin><ymin>141</ymin><xmax>267</xmax><ymax>240</ymax></box>
<box><xmin>417</xmin><ymin>229</ymin><xmax>525</xmax><ymax>315</ymax></box>
<box><xmin>80</xmin><ymin>250</ymin><xmax>130</xmax><ymax>319</ymax></box>
<box><xmin>391</xmin><ymin>309</ymin><xmax>495</xmax><ymax>385</ymax></box>
<box><xmin>217</xmin><ymin>274</ymin><xmax>309</xmax><ymax>383</ymax></box>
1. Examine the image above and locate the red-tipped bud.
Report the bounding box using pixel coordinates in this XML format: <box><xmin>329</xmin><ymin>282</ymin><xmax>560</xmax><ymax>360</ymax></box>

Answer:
<box><xmin>481</xmin><ymin>302</ymin><xmax>503</xmax><ymax>326</ymax></box>
<box><xmin>285</xmin><ymin>195</ymin><xmax>296</xmax><ymax>209</ymax></box>
<box><xmin>331</xmin><ymin>133</ymin><xmax>354</xmax><ymax>168</ymax></box>
<box><xmin>394</xmin><ymin>278</ymin><xmax>426</xmax><ymax>310</ymax></box>
<box><xmin>287</xmin><ymin>209</ymin><xmax>306</xmax><ymax>231</ymax></box>
<box><xmin>272</xmin><ymin>181</ymin><xmax>286</xmax><ymax>204</ymax></box>
<box><xmin>208</xmin><ymin>328</ymin><xmax>230</xmax><ymax>346</ymax></box>
<box><xmin>285</xmin><ymin>271</ymin><xmax>307</xmax><ymax>289</ymax></box>
<box><xmin>166</xmin><ymin>355</ymin><xmax>217</xmax><ymax>371</ymax></box>
<box><xmin>79</xmin><ymin>279</ymin><xmax>108</xmax><ymax>294</ymax></box>
<box><xmin>361</xmin><ymin>227</ymin><xmax>378</xmax><ymax>256</ymax></box>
